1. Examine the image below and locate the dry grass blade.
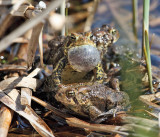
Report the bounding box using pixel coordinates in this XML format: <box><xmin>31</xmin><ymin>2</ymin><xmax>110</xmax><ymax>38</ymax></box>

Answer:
<box><xmin>145</xmin><ymin>110</ymin><xmax>158</xmax><ymax>118</ymax></box>
<box><xmin>0</xmin><ymin>77</ymin><xmax>42</xmax><ymax>91</ymax></box>
<box><xmin>0</xmin><ymin>14</ymin><xmax>13</xmax><ymax>38</ymax></box>
<box><xmin>27</xmin><ymin>22</ymin><xmax>44</xmax><ymax>69</ymax></box>
<box><xmin>124</xmin><ymin>116</ymin><xmax>158</xmax><ymax>126</ymax></box>
<box><xmin>139</xmin><ymin>95</ymin><xmax>160</xmax><ymax>109</ymax></box>
<box><xmin>66</xmin><ymin>117</ymin><xmax>129</xmax><ymax>136</ymax></box>
<box><xmin>0</xmin><ymin>67</ymin><xmax>52</xmax><ymax>136</ymax></box>
<box><xmin>11</xmin><ymin>3</ymin><xmax>33</xmax><ymax>17</ymax></box>
<box><xmin>139</xmin><ymin>92</ymin><xmax>160</xmax><ymax>109</ymax></box>
<box><xmin>60</xmin><ymin>0</ymin><xmax>65</xmax><ymax>35</ymax></box>
<box><xmin>0</xmin><ymin>0</ymin><xmax>64</xmax><ymax>52</ymax></box>
<box><xmin>3</xmin><ymin>89</ymin><xmax>20</xmax><ymax>101</ymax></box>
<box><xmin>12</xmin><ymin>37</ymin><xmax>28</xmax><ymax>43</ymax></box>
<box><xmin>39</xmin><ymin>29</ymin><xmax>44</xmax><ymax>68</ymax></box>
<box><xmin>25</xmin><ymin>105</ymin><xmax>54</xmax><ymax>137</ymax></box>
<box><xmin>0</xmin><ymin>90</ymin><xmax>54</xmax><ymax>137</ymax></box>
<box><xmin>20</xmin><ymin>68</ymin><xmax>42</xmax><ymax>108</ymax></box>
<box><xmin>20</xmin><ymin>88</ymin><xmax>32</xmax><ymax>105</ymax></box>
<box><xmin>31</xmin><ymin>96</ymin><xmax>68</xmax><ymax>118</ymax></box>
<box><xmin>0</xmin><ymin>0</ymin><xmax>19</xmax><ymax>5</ymax></box>
<box><xmin>31</xmin><ymin>96</ymin><xmax>129</xmax><ymax>136</ymax></box>
<box><xmin>139</xmin><ymin>92</ymin><xmax>160</xmax><ymax>102</ymax></box>
<box><xmin>0</xmin><ymin>1</ymin><xmax>30</xmax><ymax>38</ymax></box>
<box><xmin>10</xmin><ymin>0</ymin><xmax>26</xmax><ymax>14</ymax></box>
<box><xmin>27</xmin><ymin>68</ymin><xmax>42</xmax><ymax>78</ymax></box>
<box><xmin>0</xmin><ymin>65</ymin><xmax>26</xmax><ymax>71</ymax></box>
<box><xmin>0</xmin><ymin>104</ymin><xmax>14</xmax><ymax>137</ymax></box>
<box><xmin>123</xmin><ymin>116</ymin><xmax>159</xmax><ymax>136</ymax></box>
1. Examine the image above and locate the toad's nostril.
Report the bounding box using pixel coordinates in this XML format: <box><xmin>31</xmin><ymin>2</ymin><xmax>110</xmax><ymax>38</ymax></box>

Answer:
<box><xmin>68</xmin><ymin>45</ymin><xmax>101</xmax><ymax>72</ymax></box>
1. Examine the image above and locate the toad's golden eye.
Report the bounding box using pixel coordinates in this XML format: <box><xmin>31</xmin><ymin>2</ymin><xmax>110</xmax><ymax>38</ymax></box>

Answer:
<box><xmin>70</xmin><ymin>36</ymin><xmax>76</xmax><ymax>40</ymax></box>
<box><xmin>66</xmin><ymin>90</ymin><xmax>75</xmax><ymax>98</ymax></box>
<box><xmin>90</xmin><ymin>34</ymin><xmax>94</xmax><ymax>39</ymax></box>
<box><xmin>70</xmin><ymin>34</ymin><xmax>76</xmax><ymax>40</ymax></box>
<box><xmin>111</xmin><ymin>29</ymin><xmax>117</xmax><ymax>35</ymax></box>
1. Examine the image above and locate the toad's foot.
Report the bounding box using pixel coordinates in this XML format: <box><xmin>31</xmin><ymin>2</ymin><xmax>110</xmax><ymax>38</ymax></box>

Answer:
<box><xmin>94</xmin><ymin>108</ymin><xmax>120</xmax><ymax>123</ymax></box>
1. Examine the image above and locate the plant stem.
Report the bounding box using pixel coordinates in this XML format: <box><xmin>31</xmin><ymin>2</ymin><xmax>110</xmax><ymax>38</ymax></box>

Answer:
<box><xmin>132</xmin><ymin>0</ymin><xmax>138</xmax><ymax>43</ymax></box>
<box><xmin>60</xmin><ymin>0</ymin><xmax>65</xmax><ymax>36</ymax></box>
<box><xmin>144</xmin><ymin>31</ymin><xmax>153</xmax><ymax>93</ymax></box>
<box><xmin>142</xmin><ymin>0</ymin><xmax>153</xmax><ymax>93</ymax></box>
<box><xmin>142</xmin><ymin>0</ymin><xmax>150</xmax><ymax>57</ymax></box>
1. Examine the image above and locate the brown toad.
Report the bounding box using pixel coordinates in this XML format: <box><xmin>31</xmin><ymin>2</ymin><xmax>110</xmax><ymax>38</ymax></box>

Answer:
<box><xmin>55</xmin><ymin>83</ymin><xmax>129</xmax><ymax>123</ymax></box>
<box><xmin>43</xmin><ymin>25</ymin><xmax>119</xmax><ymax>91</ymax></box>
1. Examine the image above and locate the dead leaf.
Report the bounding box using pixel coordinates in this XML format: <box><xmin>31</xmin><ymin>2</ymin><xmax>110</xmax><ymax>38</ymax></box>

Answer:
<box><xmin>0</xmin><ymin>104</ymin><xmax>14</xmax><ymax>137</ymax></box>
<box><xmin>27</xmin><ymin>23</ymin><xmax>44</xmax><ymax>69</ymax></box>
<box><xmin>0</xmin><ymin>89</ymin><xmax>54</xmax><ymax>137</ymax></box>
<box><xmin>0</xmin><ymin>77</ymin><xmax>42</xmax><ymax>91</ymax></box>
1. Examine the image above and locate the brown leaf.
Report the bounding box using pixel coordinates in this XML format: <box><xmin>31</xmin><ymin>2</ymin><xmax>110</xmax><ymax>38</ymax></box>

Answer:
<box><xmin>0</xmin><ymin>65</ymin><xmax>26</xmax><ymax>71</ymax></box>
<box><xmin>0</xmin><ymin>77</ymin><xmax>42</xmax><ymax>91</ymax></box>
<box><xmin>27</xmin><ymin>23</ymin><xmax>44</xmax><ymax>69</ymax></box>
<box><xmin>0</xmin><ymin>104</ymin><xmax>14</xmax><ymax>137</ymax></box>
<box><xmin>20</xmin><ymin>88</ymin><xmax>32</xmax><ymax>105</ymax></box>
<box><xmin>0</xmin><ymin>89</ymin><xmax>54</xmax><ymax>137</ymax></box>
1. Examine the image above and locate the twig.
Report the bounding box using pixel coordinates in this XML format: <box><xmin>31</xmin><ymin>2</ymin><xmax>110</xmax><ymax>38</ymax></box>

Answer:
<box><xmin>0</xmin><ymin>65</ymin><xmax>26</xmax><ymax>71</ymax></box>
<box><xmin>27</xmin><ymin>22</ymin><xmax>44</xmax><ymax>69</ymax></box>
<box><xmin>0</xmin><ymin>104</ymin><xmax>14</xmax><ymax>137</ymax></box>
<box><xmin>60</xmin><ymin>0</ymin><xmax>65</xmax><ymax>35</ymax></box>
<box><xmin>0</xmin><ymin>0</ymin><xmax>64</xmax><ymax>52</ymax></box>
<box><xmin>31</xmin><ymin>96</ymin><xmax>129</xmax><ymax>136</ymax></box>
<box><xmin>27</xmin><ymin>68</ymin><xmax>42</xmax><ymax>78</ymax></box>
<box><xmin>0</xmin><ymin>0</ymin><xmax>19</xmax><ymax>5</ymax></box>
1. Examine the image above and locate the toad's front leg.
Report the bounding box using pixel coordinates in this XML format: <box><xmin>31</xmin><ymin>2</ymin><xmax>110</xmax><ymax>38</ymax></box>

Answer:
<box><xmin>52</xmin><ymin>57</ymin><xmax>67</xmax><ymax>85</ymax></box>
<box><xmin>43</xmin><ymin>57</ymin><xmax>67</xmax><ymax>92</ymax></box>
<box><xmin>93</xmin><ymin>63</ymin><xmax>106</xmax><ymax>83</ymax></box>
<box><xmin>88</xmin><ymin>105</ymin><xmax>104</xmax><ymax>122</ymax></box>
<box><xmin>88</xmin><ymin>105</ymin><xmax>115</xmax><ymax>123</ymax></box>
<box><xmin>93</xmin><ymin>108</ymin><xmax>118</xmax><ymax>123</ymax></box>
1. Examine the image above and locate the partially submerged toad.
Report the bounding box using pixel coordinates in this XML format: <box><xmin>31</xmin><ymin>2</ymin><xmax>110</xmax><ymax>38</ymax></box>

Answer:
<box><xmin>55</xmin><ymin>83</ymin><xmax>129</xmax><ymax>123</ymax></box>
<box><xmin>43</xmin><ymin>25</ymin><xmax>119</xmax><ymax>91</ymax></box>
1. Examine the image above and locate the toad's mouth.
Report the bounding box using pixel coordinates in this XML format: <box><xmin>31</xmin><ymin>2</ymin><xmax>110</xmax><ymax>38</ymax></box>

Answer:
<box><xmin>68</xmin><ymin>45</ymin><xmax>101</xmax><ymax>72</ymax></box>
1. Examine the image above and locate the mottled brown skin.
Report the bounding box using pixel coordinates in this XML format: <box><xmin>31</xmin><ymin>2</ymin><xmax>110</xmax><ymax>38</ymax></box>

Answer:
<box><xmin>42</xmin><ymin>25</ymin><xmax>129</xmax><ymax>122</ymax></box>
<box><xmin>55</xmin><ymin>83</ymin><xmax>129</xmax><ymax>123</ymax></box>
<box><xmin>43</xmin><ymin>25</ymin><xmax>119</xmax><ymax>91</ymax></box>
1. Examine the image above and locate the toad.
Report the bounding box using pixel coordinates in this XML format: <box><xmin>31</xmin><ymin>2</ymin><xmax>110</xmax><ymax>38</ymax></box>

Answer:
<box><xmin>43</xmin><ymin>25</ymin><xmax>119</xmax><ymax>91</ymax></box>
<box><xmin>55</xmin><ymin>83</ymin><xmax>129</xmax><ymax>123</ymax></box>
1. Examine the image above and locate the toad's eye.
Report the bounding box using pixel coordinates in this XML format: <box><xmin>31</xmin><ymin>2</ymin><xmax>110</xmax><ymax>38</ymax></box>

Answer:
<box><xmin>66</xmin><ymin>90</ymin><xmax>75</xmax><ymax>98</ymax></box>
<box><xmin>70</xmin><ymin>35</ymin><xmax>76</xmax><ymax>40</ymax></box>
<box><xmin>111</xmin><ymin>29</ymin><xmax>117</xmax><ymax>35</ymax></box>
<box><xmin>71</xmin><ymin>36</ymin><xmax>76</xmax><ymax>39</ymax></box>
<box><xmin>90</xmin><ymin>34</ymin><xmax>93</xmax><ymax>39</ymax></box>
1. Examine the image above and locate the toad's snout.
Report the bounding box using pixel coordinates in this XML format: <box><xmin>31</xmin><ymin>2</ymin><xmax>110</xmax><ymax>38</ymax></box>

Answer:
<box><xmin>68</xmin><ymin>45</ymin><xmax>101</xmax><ymax>72</ymax></box>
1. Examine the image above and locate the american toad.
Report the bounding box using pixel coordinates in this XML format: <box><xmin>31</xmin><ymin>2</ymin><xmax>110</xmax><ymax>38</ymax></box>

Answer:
<box><xmin>43</xmin><ymin>25</ymin><xmax>119</xmax><ymax>91</ymax></box>
<box><xmin>55</xmin><ymin>83</ymin><xmax>129</xmax><ymax>123</ymax></box>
